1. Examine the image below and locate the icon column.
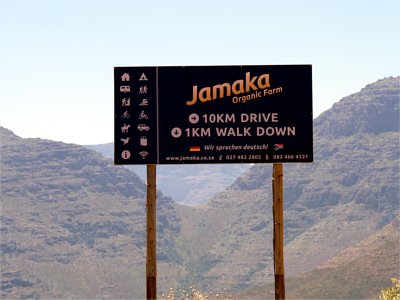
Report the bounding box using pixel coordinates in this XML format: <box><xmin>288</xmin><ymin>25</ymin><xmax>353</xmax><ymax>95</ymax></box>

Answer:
<box><xmin>114</xmin><ymin>67</ymin><xmax>158</xmax><ymax>165</ymax></box>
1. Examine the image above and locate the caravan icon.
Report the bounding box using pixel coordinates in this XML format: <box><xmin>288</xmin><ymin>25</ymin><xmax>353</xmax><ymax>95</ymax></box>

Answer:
<box><xmin>120</xmin><ymin>86</ymin><xmax>131</xmax><ymax>93</ymax></box>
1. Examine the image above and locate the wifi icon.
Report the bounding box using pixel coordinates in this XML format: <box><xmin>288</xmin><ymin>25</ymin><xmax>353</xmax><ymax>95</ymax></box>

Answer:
<box><xmin>139</xmin><ymin>151</ymin><xmax>149</xmax><ymax>159</ymax></box>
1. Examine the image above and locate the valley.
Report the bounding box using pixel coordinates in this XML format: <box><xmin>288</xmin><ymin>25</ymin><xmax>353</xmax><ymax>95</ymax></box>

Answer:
<box><xmin>1</xmin><ymin>77</ymin><xmax>399</xmax><ymax>299</ymax></box>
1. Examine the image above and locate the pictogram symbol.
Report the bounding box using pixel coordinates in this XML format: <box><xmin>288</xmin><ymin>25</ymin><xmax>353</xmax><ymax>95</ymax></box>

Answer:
<box><xmin>120</xmin><ymin>86</ymin><xmax>131</xmax><ymax>93</ymax></box>
<box><xmin>121</xmin><ymin>73</ymin><xmax>130</xmax><ymax>81</ymax></box>
<box><xmin>121</xmin><ymin>123</ymin><xmax>131</xmax><ymax>133</ymax></box>
<box><xmin>139</xmin><ymin>151</ymin><xmax>149</xmax><ymax>159</ymax></box>
<box><xmin>139</xmin><ymin>99</ymin><xmax>148</xmax><ymax>106</ymax></box>
<box><xmin>122</xmin><ymin>98</ymin><xmax>130</xmax><ymax>106</ymax></box>
<box><xmin>139</xmin><ymin>73</ymin><xmax>148</xmax><ymax>81</ymax></box>
<box><xmin>140</xmin><ymin>136</ymin><xmax>148</xmax><ymax>146</ymax></box>
<box><xmin>137</xmin><ymin>124</ymin><xmax>150</xmax><ymax>131</ymax></box>
<box><xmin>121</xmin><ymin>137</ymin><xmax>130</xmax><ymax>145</ymax></box>
<box><xmin>139</xmin><ymin>111</ymin><xmax>148</xmax><ymax>119</ymax></box>
<box><xmin>121</xmin><ymin>111</ymin><xmax>131</xmax><ymax>119</ymax></box>
<box><xmin>139</xmin><ymin>86</ymin><xmax>148</xmax><ymax>94</ymax></box>
<box><xmin>121</xmin><ymin>150</ymin><xmax>131</xmax><ymax>160</ymax></box>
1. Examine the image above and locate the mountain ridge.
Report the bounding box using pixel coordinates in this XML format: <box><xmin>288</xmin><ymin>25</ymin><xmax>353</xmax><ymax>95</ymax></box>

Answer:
<box><xmin>176</xmin><ymin>76</ymin><xmax>399</xmax><ymax>294</ymax></box>
<box><xmin>314</xmin><ymin>76</ymin><xmax>399</xmax><ymax>137</ymax></box>
<box><xmin>1</xmin><ymin>76</ymin><xmax>399</xmax><ymax>298</ymax></box>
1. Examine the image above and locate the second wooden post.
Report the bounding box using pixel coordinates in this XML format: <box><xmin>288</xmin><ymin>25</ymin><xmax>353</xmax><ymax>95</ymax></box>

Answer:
<box><xmin>272</xmin><ymin>163</ymin><xmax>285</xmax><ymax>299</ymax></box>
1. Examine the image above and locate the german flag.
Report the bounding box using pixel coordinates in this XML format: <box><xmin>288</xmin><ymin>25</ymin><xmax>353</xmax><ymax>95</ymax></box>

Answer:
<box><xmin>189</xmin><ymin>146</ymin><xmax>201</xmax><ymax>152</ymax></box>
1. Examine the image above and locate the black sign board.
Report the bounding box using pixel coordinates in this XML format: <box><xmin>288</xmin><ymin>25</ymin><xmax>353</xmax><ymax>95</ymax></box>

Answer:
<box><xmin>114</xmin><ymin>65</ymin><xmax>313</xmax><ymax>164</ymax></box>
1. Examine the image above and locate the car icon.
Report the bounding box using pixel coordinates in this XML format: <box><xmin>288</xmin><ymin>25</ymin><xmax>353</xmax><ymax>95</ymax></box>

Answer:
<box><xmin>137</xmin><ymin>124</ymin><xmax>150</xmax><ymax>131</ymax></box>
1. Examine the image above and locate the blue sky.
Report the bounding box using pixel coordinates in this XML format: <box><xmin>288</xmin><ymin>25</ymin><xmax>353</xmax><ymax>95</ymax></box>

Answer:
<box><xmin>1</xmin><ymin>0</ymin><xmax>399</xmax><ymax>145</ymax></box>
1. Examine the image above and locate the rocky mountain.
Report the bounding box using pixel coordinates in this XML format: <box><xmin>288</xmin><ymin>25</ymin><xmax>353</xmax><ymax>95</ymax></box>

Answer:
<box><xmin>234</xmin><ymin>216</ymin><xmax>399</xmax><ymax>299</ymax></box>
<box><xmin>0</xmin><ymin>127</ymin><xmax>184</xmax><ymax>299</ymax></box>
<box><xmin>174</xmin><ymin>77</ymin><xmax>400</xmax><ymax>296</ymax></box>
<box><xmin>85</xmin><ymin>143</ymin><xmax>250</xmax><ymax>206</ymax></box>
<box><xmin>314</xmin><ymin>77</ymin><xmax>399</xmax><ymax>137</ymax></box>
<box><xmin>1</xmin><ymin>76</ymin><xmax>399</xmax><ymax>299</ymax></box>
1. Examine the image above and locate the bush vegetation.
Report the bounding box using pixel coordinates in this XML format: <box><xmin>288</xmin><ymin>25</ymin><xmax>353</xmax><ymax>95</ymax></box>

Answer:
<box><xmin>380</xmin><ymin>278</ymin><xmax>400</xmax><ymax>300</ymax></box>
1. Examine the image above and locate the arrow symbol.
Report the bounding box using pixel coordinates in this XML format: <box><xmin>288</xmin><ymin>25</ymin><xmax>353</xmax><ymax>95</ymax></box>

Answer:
<box><xmin>189</xmin><ymin>113</ymin><xmax>199</xmax><ymax>124</ymax></box>
<box><xmin>171</xmin><ymin>127</ymin><xmax>182</xmax><ymax>138</ymax></box>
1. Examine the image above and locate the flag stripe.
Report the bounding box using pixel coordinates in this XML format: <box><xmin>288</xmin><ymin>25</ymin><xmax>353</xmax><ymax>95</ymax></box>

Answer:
<box><xmin>190</xmin><ymin>146</ymin><xmax>201</xmax><ymax>152</ymax></box>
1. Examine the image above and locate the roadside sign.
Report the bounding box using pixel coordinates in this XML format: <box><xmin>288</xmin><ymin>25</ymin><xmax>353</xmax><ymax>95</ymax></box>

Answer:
<box><xmin>114</xmin><ymin>65</ymin><xmax>313</xmax><ymax>164</ymax></box>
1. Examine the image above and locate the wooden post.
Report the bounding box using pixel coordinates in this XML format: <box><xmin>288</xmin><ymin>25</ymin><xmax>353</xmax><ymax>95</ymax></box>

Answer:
<box><xmin>146</xmin><ymin>164</ymin><xmax>157</xmax><ymax>300</ymax></box>
<box><xmin>272</xmin><ymin>163</ymin><xmax>285</xmax><ymax>299</ymax></box>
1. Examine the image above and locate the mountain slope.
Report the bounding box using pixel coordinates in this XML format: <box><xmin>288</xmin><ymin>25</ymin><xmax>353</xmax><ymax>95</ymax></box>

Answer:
<box><xmin>85</xmin><ymin>142</ymin><xmax>250</xmax><ymax>206</ymax></box>
<box><xmin>177</xmin><ymin>77</ymin><xmax>400</xmax><ymax>295</ymax></box>
<box><xmin>302</xmin><ymin>213</ymin><xmax>400</xmax><ymax>298</ymax></box>
<box><xmin>0</xmin><ymin>127</ymin><xmax>183</xmax><ymax>299</ymax></box>
<box><xmin>235</xmin><ymin>216</ymin><xmax>399</xmax><ymax>299</ymax></box>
